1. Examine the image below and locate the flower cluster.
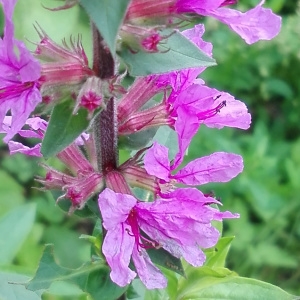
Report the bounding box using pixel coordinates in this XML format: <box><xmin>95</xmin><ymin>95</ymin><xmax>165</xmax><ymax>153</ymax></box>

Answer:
<box><xmin>0</xmin><ymin>0</ymin><xmax>281</xmax><ymax>290</ymax></box>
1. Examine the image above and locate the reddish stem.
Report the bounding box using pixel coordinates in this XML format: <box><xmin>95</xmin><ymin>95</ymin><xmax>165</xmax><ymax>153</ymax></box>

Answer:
<box><xmin>92</xmin><ymin>24</ymin><xmax>118</xmax><ymax>173</ymax></box>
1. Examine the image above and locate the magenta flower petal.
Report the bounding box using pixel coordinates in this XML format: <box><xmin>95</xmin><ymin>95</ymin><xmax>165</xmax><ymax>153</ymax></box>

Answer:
<box><xmin>132</xmin><ymin>247</ymin><xmax>167</xmax><ymax>289</ymax></box>
<box><xmin>204</xmin><ymin>1</ymin><xmax>282</xmax><ymax>44</ymax></box>
<box><xmin>138</xmin><ymin>202</ymin><xmax>218</xmax><ymax>253</ymax></box>
<box><xmin>24</xmin><ymin>117</ymin><xmax>47</xmax><ymax>132</ymax></box>
<box><xmin>1</xmin><ymin>116</ymin><xmax>47</xmax><ymax>156</ymax></box>
<box><xmin>177</xmin><ymin>0</ymin><xmax>225</xmax><ymax>11</ymax></box>
<box><xmin>166</xmin><ymin>187</ymin><xmax>221</xmax><ymax>205</ymax></box>
<box><xmin>143</xmin><ymin>141</ymin><xmax>170</xmax><ymax>181</ymax></box>
<box><xmin>7</xmin><ymin>141</ymin><xmax>42</xmax><ymax>157</ymax></box>
<box><xmin>0</xmin><ymin>0</ymin><xmax>42</xmax><ymax>142</ymax></box>
<box><xmin>174</xmin><ymin>84</ymin><xmax>251</xmax><ymax>130</ymax></box>
<box><xmin>102</xmin><ymin>225</ymin><xmax>137</xmax><ymax>287</ymax></box>
<box><xmin>98</xmin><ymin>189</ymin><xmax>167</xmax><ymax>289</ymax></box>
<box><xmin>174</xmin><ymin>152</ymin><xmax>244</xmax><ymax>185</ymax></box>
<box><xmin>173</xmin><ymin>107</ymin><xmax>199</xmax><ymax>169</ymax></box>
<box><xmin>99</xmin><ymin>189</ymin><xmax>137</xmax><ymax>286</ymax></box>
<box><xmin>99</xmin><ymin>188</ymin><xmax>136</xmax><ymax>229</ymax></box>
<box><xmin>98</xmin><ymin>188</ymin><xmax>239</xmax><ymax>288</ymax></box>
<box><xmin>4</xmin><ymin>87</ymin><xmax>42</xmax><ymax>142</ymax></box>
<box><xmin>203</xmin><ymin>92</ymin><xmax>251</xmax><ymax>130</ymax></box>
<box><xmin>137</xmin><ymin>190</ymin><xmax>238</xmax><ymax>265</ymax></box>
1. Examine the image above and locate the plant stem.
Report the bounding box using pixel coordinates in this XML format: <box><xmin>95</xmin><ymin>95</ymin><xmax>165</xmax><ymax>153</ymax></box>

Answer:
<box><xmin>92</xmin><ymin>24</ymin><xmax>118</xmax><ymax>173</ymax></box>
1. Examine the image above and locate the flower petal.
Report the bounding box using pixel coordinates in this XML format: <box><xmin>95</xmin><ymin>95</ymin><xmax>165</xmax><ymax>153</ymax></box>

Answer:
<box><xmin>174</xmin><ymin>152</ymin><xmax>244</xmax><ymax>185</ymax></box>
<box><xmin>173</xmin><ymin>107</ymin><xmax>199</xmax><ymax>169</ymax></box>
<box><xmin>205</xmin><ymin>1</ymin><xmax>281</xmax><ymax>44</ymax></box>
<box><xmin>132</xmin><ymin>247</ymin><xmax>167</xmax><ymax>289</ymax></box>
<box><xmin>144</xmin><ymin>142</ymin><xmax>170</xmax><ymax>181</ymax></box>
<box><xmin>102</xmin><ymin>224</ymin><xmax>136</xmax><ymax>287</ymax></box>
<box><xmin>7</xmin><ymin>141</ymin><xmax>42</xmax><ymax>157</ymax></box>
<box><xmin>203</xmin><ymin>92</ymin><xmax>251</xmax><ymax>130</ymax></box>
<box><xmin>98</xmin><ymin>188</ymin><xmax>137</xmax><ymax>230</ymax></box>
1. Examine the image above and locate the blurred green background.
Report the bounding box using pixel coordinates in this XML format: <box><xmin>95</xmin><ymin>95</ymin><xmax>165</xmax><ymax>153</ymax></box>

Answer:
<box><xmin>0</xmin><ymin>0</ymin><xmax>300</xmax><ymax>298</ymax></box>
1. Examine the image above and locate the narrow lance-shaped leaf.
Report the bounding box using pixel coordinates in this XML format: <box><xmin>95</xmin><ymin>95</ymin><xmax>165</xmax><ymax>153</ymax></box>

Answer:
<box><xmin>119</xmin><ymin>30</ymin><xmax>216</xmax><ymax>76</ymax></box>
<box><xmin>80</xmin><ymin>0</ymin><xmax>131</xmax><ymax>54</ymax></box>
<box><xmin>41</xmin><ymin>99</ymin><xmax>89</xmax><ymax>158</ymax></box>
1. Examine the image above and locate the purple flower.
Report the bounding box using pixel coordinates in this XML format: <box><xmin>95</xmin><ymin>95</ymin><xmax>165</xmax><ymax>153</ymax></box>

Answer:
<box><xmin>1</xmin><ymin>115</ymin><xmax>98</xmax><ymax>213</ymax></box>
<box><xmin>184</xmin><ymin>0</ymin><xmax>282</xmax><ymax>44</ymax></box>
<box><xmin>0</xmin><ymin>0</ymin><xmax>42</xmax><ymax>142</ymax></box>
<box><xmin>126</xmin><ymin>0</ymin><xmax>281</xmax><ymax>44</ymax></box>
<box><xmin>172</xmin><ymin>84</ymin><xmax>251</xmax><ymax>165</ymax></box>
<box><xmin>98</xmin><ymin>187</ymin><xmax>238</xmax><ymax>288</ymax></box>
<box><xmin>144</xmin><ymin>142</ymin><xmax>243</xmax><ymax>187</ymax></box>
<box><xmin>1</xmin><ymin>116</ymin><xmax>47</xmax><ymax>157</ymax></box>
<box><xmin>117</xmin><ymin>24</ymin><xmax>251</xmax><ymax>162</ymax></box>
<box><xmin>1</xmin><ymin>116</ymin><xmax>90</xmax><ymax>157</ymax></box>
<box><xmin>155</xmin><ymin>24</ymin><xmax>213</xmax><ymax>91</ymax></box>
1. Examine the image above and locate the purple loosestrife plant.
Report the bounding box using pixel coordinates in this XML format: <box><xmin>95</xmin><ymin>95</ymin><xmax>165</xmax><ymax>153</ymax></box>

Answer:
<box><xmin>0</xmin><ymin>0</ymin><xmax>289</xmax><ymax>299</ymax></box>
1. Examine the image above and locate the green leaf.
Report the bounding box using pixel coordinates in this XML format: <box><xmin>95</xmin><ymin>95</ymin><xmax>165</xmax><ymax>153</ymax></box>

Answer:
<box><xmin>26</xmin><ymin>244</ymin><xmax>99</xmax><ymax>291</ymax></box>
<box><xmin>80</xmin><ymin>0</ymin><xmax>130</xmax><ymax>54</ymax></box>
<box><xmin>0</xmin><ymin>271</ymin><xmax>41</xmax><ymax>300</ymax></box>
<box><xmin>43</xmin><ymin>281</ymin><xmax>87</xmax><ymax>298</ymax></box>
<box><xmin>178</xmin><ymin>266</ymin><xmax>234</xmax><ymax>295</ymax></box>
<box><xmin>205</xmin><ymin>236</ymin><xmax>235</xmax><ymax>268</ymax></box>
<box><xmin>85</xmin><ymin>268</ymin><xmax>127</xmax><ymax>300</ymax></box>
<box><xmin>0</xmin><ymin>204</ymin><xmax>36</xmax><ymax>265</ymax></box>
<box><xmin>147</xmin><ymin>247</ymin><xmax>185</xmax><ymax>277</ymax></box>
<box><xmin>144</xmin><ymin>288</ymin><xmax>170</xmax><ymax>300</ymax></box>
<box><xmin>119</xmin><ymin>30</ymin><xmax>216</xmax><ymax>76</ymax></box>
<box><xmin>41</xmin><ymin>99</ymin><xmax>89</xmax><ymax>159</ymax></box>
<box><xmin>27</xmin><ymin>245</ymin><xmax>126</xmax><ymax>300</ymax></box>
<box><xmin>119</xmin><ymin>127</ymin><xmax>159</xmax><ymax>150</ymax></box>
<box><xmin>126</xmin><ymin>283</ymin><xmax>141</xmax><ymax>299</ymax></box>
<box><xmin>161</xmin><ymin>268</ymin><xmax>179</xmax><ymax>300</ymax></box>
<box><xmin>177</xmin><ymin>276</ymin><xmax>299</xmax><ymax>300</ymax></box>
<box><xmin>152</xmin><ymin>126</ymin><xmax>178</xmax><ymax>160</ymax></box>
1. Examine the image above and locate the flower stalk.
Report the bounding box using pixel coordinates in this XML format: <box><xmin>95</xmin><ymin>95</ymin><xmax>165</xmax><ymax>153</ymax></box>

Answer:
<box><xmin>92</xmin><ymin>24</ymin><xmax>118</xmax><ymax>174</ymax></box>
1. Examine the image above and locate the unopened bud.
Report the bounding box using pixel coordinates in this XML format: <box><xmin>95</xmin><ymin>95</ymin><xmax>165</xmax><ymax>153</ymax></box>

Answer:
<box><xmin>119</xmin><ymin>25</ymin><xmax>165</xmax><ymax>53</ymax></box>
<box><xmin>74</xmin><ymin>76</ymin><xmax>105</xmax><ymax>115</ymax></box>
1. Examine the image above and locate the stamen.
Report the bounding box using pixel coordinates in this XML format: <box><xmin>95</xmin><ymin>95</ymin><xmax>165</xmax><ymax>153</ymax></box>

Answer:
<box><xmin>0</xmin><ymin>82</ymin><xmax>36</xmax><ymax>101</ymax></box>
<box><xmin>198</xmin><ymin>100</ymin><xmax>226</xmax><ymax>120</ymax></box>
<box><xmin>126</xmin><ymin>208</ymin><xmax>159</xmax><ymax>251</ymax></box>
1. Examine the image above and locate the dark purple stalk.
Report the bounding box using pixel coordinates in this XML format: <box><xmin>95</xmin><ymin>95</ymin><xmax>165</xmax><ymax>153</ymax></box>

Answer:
<box><xmin>92</xmin><ymin>24</ymin><xmax>118</xmax><ymax>173</ymax></box>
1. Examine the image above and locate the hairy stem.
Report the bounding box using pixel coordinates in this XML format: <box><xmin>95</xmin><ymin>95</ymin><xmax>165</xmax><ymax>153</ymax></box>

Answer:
<box><xmin>92</xmin><ymin>24</ymin><xmax>118</xmax><ymax>173</ymax></box>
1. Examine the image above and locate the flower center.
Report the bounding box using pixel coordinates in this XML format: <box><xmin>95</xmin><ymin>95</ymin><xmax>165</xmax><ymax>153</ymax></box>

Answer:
<box><xmin>198</xmin><ymin>99</ymin><xmax>226</xmax><ymax>120</ymax></box>
<box><xmin>126</xmin><ymin>207</ymin><xmax>159</xmax><ymax>251</ymax></box>
<box><xmin>0</xmin><ymin>82</ymin><xmax>36</xmax><ymax>101</ymax></box>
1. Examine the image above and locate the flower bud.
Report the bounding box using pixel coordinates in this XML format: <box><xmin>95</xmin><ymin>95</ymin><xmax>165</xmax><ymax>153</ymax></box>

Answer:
<box><xmin>120</xmin><ymin>25</ymin><xmax>164</xmax><ymax>53</ymax></box>
<box><xmin>74</xmin><ymin>76</ymin><xmax>105</xmax><ymax>115</ymax></box>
